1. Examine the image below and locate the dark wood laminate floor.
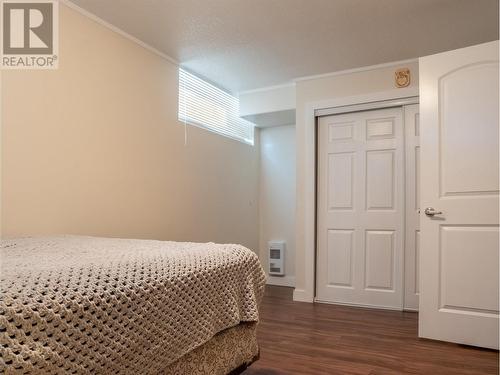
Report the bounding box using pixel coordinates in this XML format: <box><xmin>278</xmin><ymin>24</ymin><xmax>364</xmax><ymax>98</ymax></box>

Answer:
<box><xmin>243</xmin><ymin>286</ymin><xmax>499</xmax><ymax>375</ymax></box>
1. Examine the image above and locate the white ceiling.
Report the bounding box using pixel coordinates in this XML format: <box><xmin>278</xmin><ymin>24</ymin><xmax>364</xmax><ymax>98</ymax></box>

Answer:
<box><xmin>70</xmin><ymin>0</ymin><xmax>498</xmax><ymax>94</ymax></box>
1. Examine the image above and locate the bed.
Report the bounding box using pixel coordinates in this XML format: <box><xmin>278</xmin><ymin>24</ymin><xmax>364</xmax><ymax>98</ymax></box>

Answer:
<box><xmin>0</xmin><ymin>236</ymin><xmax>266</xmax><ymax>374</ymax></box>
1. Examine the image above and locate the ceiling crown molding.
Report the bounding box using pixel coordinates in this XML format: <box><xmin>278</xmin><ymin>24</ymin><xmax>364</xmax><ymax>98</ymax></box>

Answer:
<box><xmin>294</xmin><ymin>58</ymin><xmax>419</xmax><ymax>83</ymax></box>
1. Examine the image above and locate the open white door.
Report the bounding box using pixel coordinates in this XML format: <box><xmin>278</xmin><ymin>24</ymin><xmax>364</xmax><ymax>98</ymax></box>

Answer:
<box><xmin>419</xmin><ymin>41</ymin><xmax>499</xmax><ymax>349</ymax></box>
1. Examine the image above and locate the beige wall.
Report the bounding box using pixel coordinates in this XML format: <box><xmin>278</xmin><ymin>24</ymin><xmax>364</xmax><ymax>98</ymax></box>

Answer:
<box><xmin>295</xmin><ymin>62</ymin><xmax>420</xmax><ymax>300</ymax></box>
<box><xmin>259</xmin><ymin>124</ymin><xmax>295</xmax><ymax>286</ymax></box>
<box><xmin>1</xmin><ymin>4</ymin><xmax>260</xmax><ymax>251</ymax></box>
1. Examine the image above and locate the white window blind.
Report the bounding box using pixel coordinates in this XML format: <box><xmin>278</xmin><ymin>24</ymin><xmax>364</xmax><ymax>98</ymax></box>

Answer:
<box><xmin>178</xmin><ymin>68</ymin><xmax>255</xmax><ymax>145</ymax></box>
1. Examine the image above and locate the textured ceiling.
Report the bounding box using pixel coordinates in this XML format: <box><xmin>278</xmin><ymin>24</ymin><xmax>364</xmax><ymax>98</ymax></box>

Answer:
<box><xmin>70</xmin><ymin>0</ymin><xmax>499</xmax><ymax>93</ymax></box>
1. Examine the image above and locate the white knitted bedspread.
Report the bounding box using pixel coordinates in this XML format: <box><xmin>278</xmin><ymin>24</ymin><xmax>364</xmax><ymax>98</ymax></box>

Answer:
<box><xmin>0</xmin><ymin>236</ymin><xmax>266</xmax><ymax>374</ymax></box>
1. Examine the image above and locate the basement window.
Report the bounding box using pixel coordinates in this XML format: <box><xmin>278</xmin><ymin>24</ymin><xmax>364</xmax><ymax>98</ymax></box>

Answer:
<box><xmin>178</xmin><ymin>68</ymin><xmax>255</xmax><ymax>145</ymax></box>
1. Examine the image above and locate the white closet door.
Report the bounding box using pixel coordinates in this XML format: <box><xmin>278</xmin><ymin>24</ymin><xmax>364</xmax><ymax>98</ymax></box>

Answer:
<box><xmin>316</xmin><ymin>107</ymin><xmax>404</xmax><ymax>309</ymax></box>
<box><xmin>404</xmin><ymin>104</ymin><xmax>420</xmax><ymax>310</ymax></box>
<box><xmin>419</xmin><ymin>41</ymin><xmax>499</xmax><ymax>349</ymax></box>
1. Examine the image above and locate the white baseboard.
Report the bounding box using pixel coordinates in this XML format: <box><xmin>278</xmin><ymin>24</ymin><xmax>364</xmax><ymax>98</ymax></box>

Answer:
<box><xmin>266</xmin><ymin>275</ymin><xmax>295</xmax><ymax>287</ymax></box>
<box><xmin>292</xmin><ymin>288</ymin><xmax>314</xmax><ymax>303</ymax></box>
<box><xmin>314</xmin><ymin>299</ymin><xmax>403</xmax><ymax>311</ymax></box>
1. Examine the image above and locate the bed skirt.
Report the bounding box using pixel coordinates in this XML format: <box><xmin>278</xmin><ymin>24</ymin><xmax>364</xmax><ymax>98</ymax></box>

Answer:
<box><xmin>164</xmin><ymin>322</ymin><xmax>259</xmax><ymax>375</ymax></box>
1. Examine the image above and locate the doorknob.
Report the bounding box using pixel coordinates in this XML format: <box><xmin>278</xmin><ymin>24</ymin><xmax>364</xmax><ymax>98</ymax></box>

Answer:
<box><xmin>424</xmin><ymin>207</ymin><xmax>443</xmax><ymax>217</ymax></box>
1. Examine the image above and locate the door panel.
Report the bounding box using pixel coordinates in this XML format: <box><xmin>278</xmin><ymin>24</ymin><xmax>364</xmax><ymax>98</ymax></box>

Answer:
<box><xmin>317</xmin><ymin>107</ymin><xmax>404</xmax><ymax>309</ymax></box>
<box><xmin>365</xmin><ymin>230</ymin><xmax>395</xmax><ymax>290</ymax></box>
<box><xmin>328</xmin><ymin>153</ymin><xmax>354</xmax><ymax>209</ymax></box>
<box><xmin>440</xmin><ymin>226</ymin><xmax>499</xmax><ymax>313</ymax></box>
<box><xmin>327</xmin><ymin>230</ymin><xmax>354</xmax><ymax>287</ymax></box>
<box><xmin>440</xmin><ymin>63</ymin><xmax>499</xmax><ymax>195</ymax></box>
<box><xmin>404</xmin><ymin>104</ymin><xmax>420</xmax><ymax>310</ymax></box>
<box><xmin>366</xmin><ymin>150</ymin><xmax>395</xmax><ymax>210</ymax></box>
<box><xmin>419</xmin><ymin>41</ymin><xmax>499</xmax><ymax>349</ymax></box>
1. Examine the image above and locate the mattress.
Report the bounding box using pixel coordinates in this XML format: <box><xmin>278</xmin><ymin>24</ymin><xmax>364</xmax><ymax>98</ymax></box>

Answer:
<box><xmin>0</xmin><ymin>236</ymin><xmax>266</xmax><ymax>374</ymax></box>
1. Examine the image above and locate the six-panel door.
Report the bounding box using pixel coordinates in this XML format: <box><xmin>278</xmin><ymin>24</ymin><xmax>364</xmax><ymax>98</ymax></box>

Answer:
<box><xmin>316</xmin><ymin>107</ymin><xmax>405</xmax><ymax>309</ymax></box>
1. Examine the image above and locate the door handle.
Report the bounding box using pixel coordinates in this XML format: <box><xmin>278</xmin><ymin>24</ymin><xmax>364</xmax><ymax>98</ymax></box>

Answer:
<box><xmin>424</xmin><ymin>207</ymin><xmax>443</xmax><ymax>217</ymax></box>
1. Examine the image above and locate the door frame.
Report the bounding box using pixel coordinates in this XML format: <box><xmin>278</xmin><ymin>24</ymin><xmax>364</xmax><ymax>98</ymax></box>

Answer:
<box><xmin>294</xmin><ymin>87</ymin><xmax>419</xmax><ymax>303</ymax></box>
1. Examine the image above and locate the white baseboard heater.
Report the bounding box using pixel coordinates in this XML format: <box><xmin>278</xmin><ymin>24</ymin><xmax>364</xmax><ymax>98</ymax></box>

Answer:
<box><xmin>268</xmin><ymin>241</ymin><xmax>285</xmax><ymax>276</ymax></box>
